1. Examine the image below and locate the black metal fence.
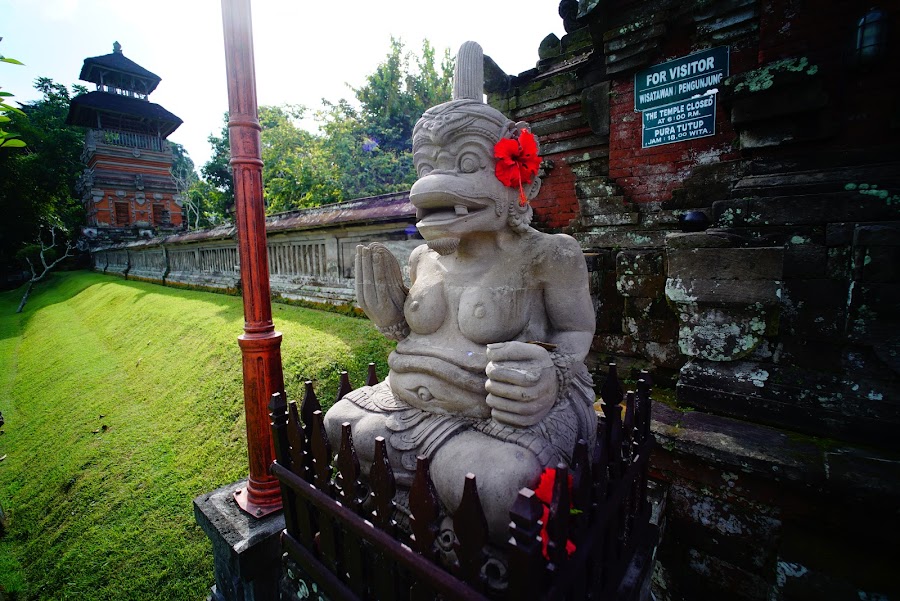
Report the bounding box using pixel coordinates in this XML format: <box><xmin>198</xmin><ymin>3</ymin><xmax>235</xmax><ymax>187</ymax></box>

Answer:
<box><xmin>268</xmin><ymin>364</ymin><xmax>657</xmax><ymax>600</ymax></box>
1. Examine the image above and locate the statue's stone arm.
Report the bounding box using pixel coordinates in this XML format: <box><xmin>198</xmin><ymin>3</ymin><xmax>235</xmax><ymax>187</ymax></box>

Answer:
<box><xmin>485</xmin><ymin>235</ymin><xmax>596</xmax><ymax>427</ymax></box>
<box><xmin>355</xmin><ymin>242</ymin><xmax>410</xmax><ymax>341</ymax></box>
<box><xmin>540</xmin><ymin>234</ymin><xmax>597</xmax><ymax>361</ymax></box>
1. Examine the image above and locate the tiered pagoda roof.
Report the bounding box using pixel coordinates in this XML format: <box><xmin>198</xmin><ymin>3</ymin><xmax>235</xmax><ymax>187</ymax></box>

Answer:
<box><xmin>66</xmin><ymin>42</ymin><xmax>182</xmax><ymax>138</ymax></box>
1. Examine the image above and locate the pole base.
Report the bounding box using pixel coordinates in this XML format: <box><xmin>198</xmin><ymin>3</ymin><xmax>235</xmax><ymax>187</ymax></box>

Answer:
<box><xmin>234</xmin><ymin>482</ymin><xmax>282</xmax><ymax>518</ymax></box>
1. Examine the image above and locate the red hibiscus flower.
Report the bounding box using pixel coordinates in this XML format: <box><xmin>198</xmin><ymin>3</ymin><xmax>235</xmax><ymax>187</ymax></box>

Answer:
<box><xmin>494</xmin><ymin>129</ymin><xmax>541</xmax><ymax>206</ymax></box>
<box><xmin>533</xmin><ymin>467</ymin><xmax>576</xmax><ymax>560</ymax></box>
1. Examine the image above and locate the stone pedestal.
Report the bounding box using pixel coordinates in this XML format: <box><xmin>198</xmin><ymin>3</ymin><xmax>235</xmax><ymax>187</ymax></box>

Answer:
<box><xmin>193</xmin><ymin>479</ymin><xmax>285</xmax><ymax>601</ymax></box>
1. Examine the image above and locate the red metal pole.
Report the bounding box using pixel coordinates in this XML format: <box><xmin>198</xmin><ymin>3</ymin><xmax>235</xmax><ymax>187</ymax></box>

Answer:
<box><xmin>221</xmin><ymin>0</ymin><xmax>283</xmax><ymax>517</ymax></box>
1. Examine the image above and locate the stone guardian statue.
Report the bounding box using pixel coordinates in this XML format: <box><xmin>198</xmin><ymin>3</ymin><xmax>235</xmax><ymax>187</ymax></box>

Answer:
<box><xmin>324</xmin><ymin>41</ymin><xmax>597</xmax><ymax>539</ymax></box>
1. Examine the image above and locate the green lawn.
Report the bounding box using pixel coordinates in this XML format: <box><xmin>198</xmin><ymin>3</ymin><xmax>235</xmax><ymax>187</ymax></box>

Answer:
<box><xmin>0</xmin><ymin>271</ymin><xmax>394</xmax><ymax>600</ymax></box>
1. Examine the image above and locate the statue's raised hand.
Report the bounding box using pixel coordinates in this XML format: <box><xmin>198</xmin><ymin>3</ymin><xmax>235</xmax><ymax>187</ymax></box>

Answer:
<box><xmin>356</xmin><ymin>243</ymin><xmax>409</xmax><ymax>340</ymax></box>
<box><xmin>484</xmin><ymin>341</ymin><xmax>560</xmax><ymax>427</ymax></box>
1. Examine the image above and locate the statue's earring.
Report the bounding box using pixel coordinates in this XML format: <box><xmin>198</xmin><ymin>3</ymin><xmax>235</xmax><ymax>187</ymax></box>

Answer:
<box><xmin>524</xmin><ymin>176</ymin><xmax>542</xmax><ymax>202</ymax></box>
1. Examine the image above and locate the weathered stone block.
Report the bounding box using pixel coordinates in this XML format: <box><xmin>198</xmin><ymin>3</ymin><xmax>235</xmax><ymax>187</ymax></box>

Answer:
<box><xmin>509</xmin><ymin>93</ymin><xmax>581</xmax><ymax>120</ymax></box>
<box><xmin>825</xmin><ymin>247</ymin><xmax>851</xmax><ymax>279</ymax></box>
<box><xmin>564</xmin><ymin>150</ymin><xmax>610</xmax><ymax>178</ymax></box>
<box><xmin>578</xmin><ymin>195</ymin><xmax>629</xmax><ymax>216</ymax></box>
<box><xmin>678</xmin><ymin>547</ymin><xmax>770</xmax><ymax>601</ymax></box>
<box><xmin>640</xmin><ymin>341</ymin><xmax>683</xmax><ymax>369</ymax></box>
<box><xmin>665</xmin><ymin>484</ymin><xmax>781</xmax><ymax>572</ymax></box>
<box><xmin>777</xmin><ymin>337</ymin><xmax>844</xmax><ymax>372</ymax></box>
<box><xmin>581</xmin><ymin>212</ymin><xmax>640</xmax><ymax>226</ymax></box>
<box><xmin>857</xmin><ymin>245</ymin><xmax>900</xmax><ymax>282</ymax></box>
<box><xmin>617</xmin><ymin>249</ymin><xmax>664</xmax><ymax>275</ymax></box>
<box><xmin>581</xmin><ymin>81</ymin><xmax>611</xmax><ymax>136</ymax></box>
<box><xmin>711</xmin><ymin>199</ymin><xmax>750</xmax><ymax>227</ymax></box>
<box><xmin>624</xmin><ymin>296</ymin><xmax>655</xmax><ymax>317</ymax></box>
<box><xmin>667</xmin><ymin>247</ymin><xmax>784</xmax><ymax>281</ymax></box>
<box><xmin>595</xmin><ymin>268</ymin><xmax>624</xmax><ymax>333</ymax></box>
<box><xmin>540</xmin><ymin>133</ymin><xmax>608</xmax><ymax>156</ymax></box>
<box><xmin>849</xmin><ymin>282</ymin><xmax>900</xmax><ymax>314</ymax></box>
<box><xmin>592</xmin><ymin>332</ymin><xmax>640</xmax><ymax>356</ymax></box>
<box><xmin>665</xmin><ymin>231</ymin><xmax>734</xmax><ymax>249</ymax></box>
<box><xmin>825</xmin><ymin>222</ymin><xmax>854</xmax><ymax>246</ymax></box>
<box><xmin>667</xmin><ymin>161</ymin><xmax>746</xmax><ymax>210</ymax></box>
<box><xmin>530</xmin><ymin>111</ymin><xmax>588</xmax><ymax>137</ymax></box>
<box><xmin>575</xmin><ymin>176</ymin><xmax>621</xmax><ymax>200</ymax></box>
<box><xmin>641</xmin><ymin>210</ymin><xmax>698</xmax><ymax>229</ymax></box>
<box><xmin>537</xmin><ymin>33</ymin><xmax>561</xmax><ymax>60</ymax></box>
<box><xmin>738</xmin><ymin>225</ymin><xmax>826</xmax><ymax>247</ymax></box>
<box><xmin>781</xmin><ymin>279</ymin><xmax>848</xmax><ymax>339</ymax></box>
<box><xmin>825</xmin><ymin>445</ymin><xmax>900</xmax><ymax>501</ymax></box>
<box><xmin>673</xmin><ymin>305</ymin><xmax>777</xmax><ymax>360</ymax></box>
<box><xmin>775</xmin><ymin>519</ymin><xmax>898</xmax><ymax>601</ymax></box>
<box><xmin>193</xmin><ymin>480</ymin><xmax>285</xmax><ymax>601</ymax></box>
<box><xmin>783</xmin><ymin>244</ymin><xmax>827</xmax><ymax>278</ymax></box>
<box><xmin>512</xmin><ymin>75</ymin><xmax>578</xmax><ymax>110</ymax></box>
<box><xmin>676</xmin><ymin>360</ymin><xmax>900</xmax><ymax>448</ymax></box>
<box><xmin>578</xmin><ymin>228</ymin><xmax>667</xmax><ymax>249</ymax></box>
<box><xmin>665</xmin><ymin>277</ymin><xmax>782</xmax><ymax>306</ymax></box>
<box><xmin>560</xmin><ymin>26</ymin><xmax>593</xmax><ymax>53</ymax></box>
<box><xmin>623</xmin><ymin>316</ymin><xmax>678</xmax><ymax>342</ymax></box>
<box><xmin>747</xmin><ymin>192</ymin><xmax>898</xmax><ymax>226</ymax></box>
<box><xmin>854</xmin><ymin>222</ymin><xmax>900</xmax><ymax>246</ymax></box>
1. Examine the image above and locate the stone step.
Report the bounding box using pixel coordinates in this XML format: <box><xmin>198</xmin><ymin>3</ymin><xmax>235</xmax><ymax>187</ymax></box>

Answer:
<box><xmin>714</xmin><ymin>190</ymin><xmax>900</xmax><ymax>227</ymax></box>
<box><xmin>733</xmin><ymin>161</ymin><xmax>900</xmax><ymax>198</ymax></box>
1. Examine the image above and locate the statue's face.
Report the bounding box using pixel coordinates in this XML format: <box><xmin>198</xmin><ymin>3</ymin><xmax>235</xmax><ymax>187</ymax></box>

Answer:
<box><xmin>410</xmin><ymin>102</ymin><xmax>516</xmax><ymax>246</ymax></box>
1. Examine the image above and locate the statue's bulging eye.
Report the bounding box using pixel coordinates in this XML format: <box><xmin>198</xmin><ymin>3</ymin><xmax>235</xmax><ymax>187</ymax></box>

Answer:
<box><xmin>458</xmin><ymin>152</ymin><xmax>483</xmax><ymax>174</ymax></box>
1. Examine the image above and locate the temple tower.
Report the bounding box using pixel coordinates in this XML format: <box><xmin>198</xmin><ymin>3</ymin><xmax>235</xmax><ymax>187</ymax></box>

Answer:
<box><xmin>67</xmin><ymin>42</ymin><xmax>184</xmax><ymax>244</ymax></box>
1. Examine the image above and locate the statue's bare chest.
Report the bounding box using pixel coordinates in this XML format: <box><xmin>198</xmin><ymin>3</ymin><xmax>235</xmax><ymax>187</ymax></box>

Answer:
<box><xmin>405</xmin><ymin>263</ymin><xmax>536</xmax><ymax>344</ymax></box>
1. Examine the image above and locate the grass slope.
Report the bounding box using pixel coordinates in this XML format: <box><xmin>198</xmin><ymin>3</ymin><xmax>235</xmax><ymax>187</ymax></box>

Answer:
<box><xmin>0</xmin><ymin>271</ymin><xmax>394</xmax><ymax>600</ymax></box>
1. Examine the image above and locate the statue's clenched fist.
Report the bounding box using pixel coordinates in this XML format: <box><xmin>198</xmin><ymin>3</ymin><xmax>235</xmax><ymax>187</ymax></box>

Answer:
<box><xmin>485</xmin><ymin>341</ymin><xmax>559</xmax><ymax>427</ymax></box>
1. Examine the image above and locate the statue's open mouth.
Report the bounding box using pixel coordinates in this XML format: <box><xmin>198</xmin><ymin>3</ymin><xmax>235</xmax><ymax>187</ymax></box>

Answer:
<box><xmin>411</xmin><ymin>193</ymin><xmax>486</xmax><ymax>225</ymax></box>
<box><xmin>415</xmin><ymin>203</ymin><xmax>484</xmax><ymax>224</ymax></box>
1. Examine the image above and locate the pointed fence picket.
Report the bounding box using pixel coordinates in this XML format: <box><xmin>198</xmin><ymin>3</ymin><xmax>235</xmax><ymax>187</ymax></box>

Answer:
<box><xmin>269</xmin><ymin>363</ymin><xmax>658</xmax><ymax>600</ymax></box>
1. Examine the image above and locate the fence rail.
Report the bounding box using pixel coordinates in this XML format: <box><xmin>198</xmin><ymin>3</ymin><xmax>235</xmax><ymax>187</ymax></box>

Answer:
<box><xmin>269</xmin><ymin>363</ymin><xmax>658</xmax><ymax>600</ymax></box>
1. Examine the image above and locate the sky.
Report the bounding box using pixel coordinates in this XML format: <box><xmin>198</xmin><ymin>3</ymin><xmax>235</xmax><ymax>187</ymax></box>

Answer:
<box><xmin>2</xmin><ymin>0</ymin><xmax>567</xmax><ymax>168</ymax></box>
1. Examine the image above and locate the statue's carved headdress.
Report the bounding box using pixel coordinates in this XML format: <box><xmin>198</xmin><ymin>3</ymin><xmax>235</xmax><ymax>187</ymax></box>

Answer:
<box><xmin>413</xmin><ymin>42</ymin><xmax>541</xmax><ymax>230</ymax></box>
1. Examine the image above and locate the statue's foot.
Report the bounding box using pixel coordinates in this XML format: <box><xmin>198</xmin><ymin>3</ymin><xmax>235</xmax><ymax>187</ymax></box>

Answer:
<box><xmin>430</xmin><ymin>430</ymin><xmax>542</xmax><ymax>543</ymax></box>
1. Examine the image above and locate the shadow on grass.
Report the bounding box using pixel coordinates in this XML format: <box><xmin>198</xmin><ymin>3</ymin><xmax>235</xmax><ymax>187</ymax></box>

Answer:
<box><xmin>0</xmin><ymin>271</ymin><xmax>110</xmax><ymax>344</ymax></box>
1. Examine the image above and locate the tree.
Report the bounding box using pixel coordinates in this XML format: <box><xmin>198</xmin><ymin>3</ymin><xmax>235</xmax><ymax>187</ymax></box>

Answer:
<box><xmin>0</xmin><ymin>38</ymin><xmax>26</xmax><ymax>149</ymax></box>
<box><xmin>259</xmin><ymin>104</ymin><xmax>341</xmax><ymax>212</ymax></box>
<box><xmin>15</xmin><ymin>225</ymin><xmax>75</xmax><ymax>313</ymax></box>
<box><xmin>200</xmin><ymin>114</ymin><xmax>235</xmax><ymax>220</ymax></box>
<box><xmin>317</xmin><ymin>98</ymin><xmax>416</xmax><ymax>199</ymax></box>
<box><xmin>0</xmin><ymin>78</ymin><xmax>85</xmax><ymax>282</ymax></box>
<box><xmin>312</xmin><ymin>39</ymin><xmax>453</xmax><ymax>201</ymax></box>
<box><xmin>194</xmin><ymin>38</ymin><xmax>454</xmax><ymax>216</ymax></box>
<box><xmin>353</xmin><ymin>38</ymin><xmax>454</xmax><ymax>154</ymax></box>
<box><xmin>170</xmin><ymin>142</ymin><xmax>207</xmax><ymax>230</ymax></box>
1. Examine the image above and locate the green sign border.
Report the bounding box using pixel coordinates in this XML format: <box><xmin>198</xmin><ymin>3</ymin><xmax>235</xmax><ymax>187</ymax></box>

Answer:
<box><xmin>641</xmin><ymin>95</ymin><xmax>716</xmax><ymax>148</ymax></box>
<box><xmin>634</xmin><ymin>46</ymin><xmax>730</xmax><ymax>112</ymax></box>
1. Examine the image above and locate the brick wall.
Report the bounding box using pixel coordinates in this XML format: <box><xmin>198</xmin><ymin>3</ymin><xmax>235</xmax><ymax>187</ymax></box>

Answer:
<box><xmin>488</xmin><ymin>1</ymin><xmax>900</xmax><ymax>598</ymax></box>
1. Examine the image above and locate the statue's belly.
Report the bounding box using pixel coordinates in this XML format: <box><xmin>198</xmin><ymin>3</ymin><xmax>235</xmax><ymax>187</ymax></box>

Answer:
<box><xmin>388</xmin><ymin>340</ymin><xmax>490</xmax><ymax>418</ymax></box>
<box><xmin>388</xmin><ymin>369</ymin><xmax>490</xmax><ymax>418</ymax></box>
